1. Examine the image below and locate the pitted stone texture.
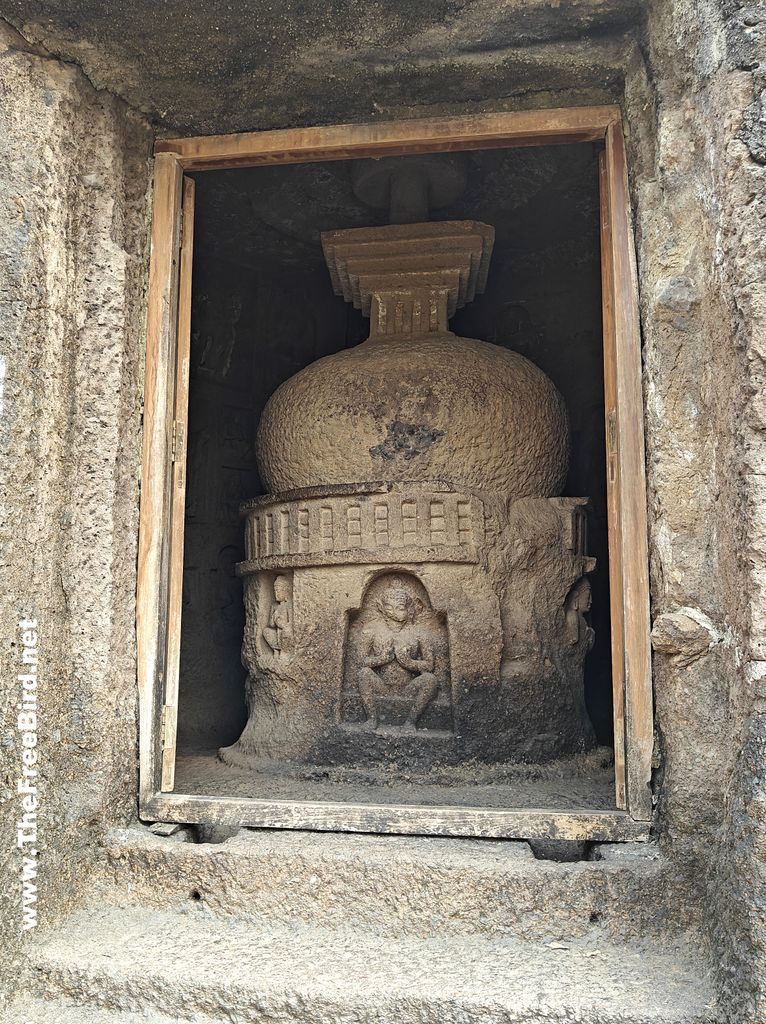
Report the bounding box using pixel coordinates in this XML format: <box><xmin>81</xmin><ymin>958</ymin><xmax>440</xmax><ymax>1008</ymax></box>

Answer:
<box><xmin>5</xmin><ymin>998</ymin><xmax>211</xmax><ymax>1024</ymax></box>
<box><xmin>95</xmin><ymin>825</ymin><xmax>700</xmax><ymax>942</ymax></box>
<box><xmin>0</xmin><ymin>2</ymin><xmax>641</xmax><ymax>135</ymax></box>
<box><xmin>623</xmin><ymin>1</ymin><xmax>766</xmax><ymax>1016</ymax></box>
<box><xmin>651</xmin><ymin>607</ymin><xmax>726</xmax><ymax>668</ymax></box>
<box><xmin>0</xmin><ymin>24</ymin><xmax>151</xmax><ymax>1003</ymax></box>
<box><xmin>257</xmin><ymin>332</ymin><xmax>570</xmax><ymax>499</ymax></box>
<box><xmin>23</xmin><ymin>903</ymin><xmax>717</xmax><ymax>1024</ymax></box>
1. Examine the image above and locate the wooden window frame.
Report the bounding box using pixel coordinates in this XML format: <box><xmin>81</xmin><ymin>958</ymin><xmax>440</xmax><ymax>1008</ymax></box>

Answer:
<box><xmin>137</xmin><ymin>106</ymin><xmax>653</xmax><ymax>842</ymax></box>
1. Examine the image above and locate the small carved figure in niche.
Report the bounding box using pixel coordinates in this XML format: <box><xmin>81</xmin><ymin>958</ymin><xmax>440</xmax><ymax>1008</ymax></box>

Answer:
<box><xmin>262</xmin><ymin>575</ymin><xmax>293</xmax><ymax>654</ymax></box>
<box><xmin>565</xmin><ymin>577</ymin><xmax>596</xmax><ymax>651</ymax></box>
<box><xmin>358</xmin><ymin>585</ymin><xmax>439</xmax><ymax>733</ymax></box>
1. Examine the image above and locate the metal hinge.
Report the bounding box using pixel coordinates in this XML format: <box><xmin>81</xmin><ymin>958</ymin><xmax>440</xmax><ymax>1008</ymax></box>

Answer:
<box><xmin>160</xmin><ymin>704</ymin><xmax>174</xmax><ymax>749</ymax></box>
<box><xmin>171</xmin><ymin>420</ymin><xmax>185</xmax><ymax>462</ymax></box>
<box><xmin>607</xmin><ymin>410</ymin><xmax>618</xmax><ymax>454</ymax></box>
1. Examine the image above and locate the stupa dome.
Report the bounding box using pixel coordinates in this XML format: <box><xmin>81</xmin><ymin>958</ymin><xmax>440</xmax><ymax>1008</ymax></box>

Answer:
<box><xmin>256</xmin><ymin>330</ymin><xmax>569</xmax><ymax>500</ymax></box>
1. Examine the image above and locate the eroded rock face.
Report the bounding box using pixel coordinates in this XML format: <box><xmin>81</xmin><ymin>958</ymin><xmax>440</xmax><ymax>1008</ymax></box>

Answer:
<box><xmin>223</xmin><ymin>221</ymin><xmax>596</xmax><ymax>770</ymax></box>
<box><xmin>0</xmin><ymin>23</ymin><xmax>152</xmax><ymax>1000</ymax></box>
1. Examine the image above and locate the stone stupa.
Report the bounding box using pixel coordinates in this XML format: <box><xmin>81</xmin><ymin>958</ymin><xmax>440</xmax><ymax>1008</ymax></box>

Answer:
<box><xmin>222</xmin><ymin>156</ymin><xmax>596</xmax><ymax>770</ymax></box>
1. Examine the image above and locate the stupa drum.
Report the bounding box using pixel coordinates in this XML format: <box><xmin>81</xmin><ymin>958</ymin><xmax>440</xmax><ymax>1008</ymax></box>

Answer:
<box><xmin>222</xmin><ymin>220</ymin><xmax>596</xmax><ymax>769</ymax></box>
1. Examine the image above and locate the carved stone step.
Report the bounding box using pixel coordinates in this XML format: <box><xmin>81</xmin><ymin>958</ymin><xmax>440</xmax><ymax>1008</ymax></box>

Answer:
<box><xmin>20</xmin><ymin>904</ymin><xmax>717</xmax><ymax>1024</ymax></box>
<box><xmin>94</xmin><ymin>826</ymin><xmax>699</xmax><ymax>942</ymax></box>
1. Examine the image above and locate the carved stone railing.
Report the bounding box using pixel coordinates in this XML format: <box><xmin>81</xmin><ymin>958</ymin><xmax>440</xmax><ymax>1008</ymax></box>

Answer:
<box><xmin>237</xmin><ymin>481</ymin><xmax>485</xmax><ymax>573</ymax></box>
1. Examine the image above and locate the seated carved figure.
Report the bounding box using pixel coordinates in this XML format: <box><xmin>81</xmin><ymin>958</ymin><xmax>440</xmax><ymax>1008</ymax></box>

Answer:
<box><xmin>358</xmin><ymin>587</ymin><xmax>439</xmax><ymax>732</ymax></box>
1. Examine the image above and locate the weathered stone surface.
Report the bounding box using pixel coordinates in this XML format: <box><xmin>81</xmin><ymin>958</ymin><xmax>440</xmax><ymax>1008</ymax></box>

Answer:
<box><xmin>741</xmin><ymin>88</ymin><xmax>766</xmax><ymax>163</ymax></box>
<box><xmin>21</xmin><ymin>903</ymin><xmax>716</xmax><ymax>1024</ymax></box>
<box><xmin>260</xmin><ymin>218</ymin><xmax>568</xmax><ymax>504</ymax></box>
<box><xmin>0</xmin><ymin>1</ymin><xmax>641</xmax><ymax>134</ymax></box>
<box><xmin>625</xmin><ymin>0</ymin><xmax>766</xmax><ymax>1017</ymax></box>
<box><xmin>3</xmin><ymin>823</ymin><xmax>714</xmax><ymax>1019</ymax></box>
<box><xmin>0</xmin><ymin>20</ymin><xmax>151</xmax><ymax>1003</ymax></box>
<box><xmin>651</xmin><ymin>608</ymin><xmax>726</xmax><ymax>668</ymax></box>
<box><xmin>95</xmin><ymin>825</ymin><xmax>699</xmax><ymax>940</ymax></box>
<box><xmin>5</xmin><ymin>999</ymin><xmax>215</xmax><ymax>1024</ymax></box>
<box><xmin>257</xmin><ymin>337</ymin><xmax>569</xmax><ymax>500</ymax></box>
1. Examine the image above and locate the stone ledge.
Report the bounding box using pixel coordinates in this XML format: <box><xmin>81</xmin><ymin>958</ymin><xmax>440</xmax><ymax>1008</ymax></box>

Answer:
<box><xmin>91</xmin><ymin>825</ymin><xmax>697</xmax><ymax>942</ymax></box>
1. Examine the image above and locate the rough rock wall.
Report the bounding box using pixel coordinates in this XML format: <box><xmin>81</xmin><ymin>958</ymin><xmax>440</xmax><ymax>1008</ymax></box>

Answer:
<box><xmin>0</xmin><ymin>22</ymin><xmax>152</xmax><ymax>995</ymax></box>
<box><xmin>625</xmin><ymin>1</ymin><xmax>766</xmax><ymax>1018</ymax></box>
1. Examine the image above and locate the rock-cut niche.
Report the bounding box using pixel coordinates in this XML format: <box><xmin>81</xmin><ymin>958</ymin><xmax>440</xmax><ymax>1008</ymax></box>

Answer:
<box><xmin>342</xmin><ymin>572</ymin><xmax>452</xmax><ymax>735</ymax></box>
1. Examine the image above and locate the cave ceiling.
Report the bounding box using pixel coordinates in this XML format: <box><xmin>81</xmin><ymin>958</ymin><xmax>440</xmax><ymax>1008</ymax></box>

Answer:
<box><xmin>0</xmin><ymin>0</ymin><xmax>643</xmax><ymax>135</ymax></box>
